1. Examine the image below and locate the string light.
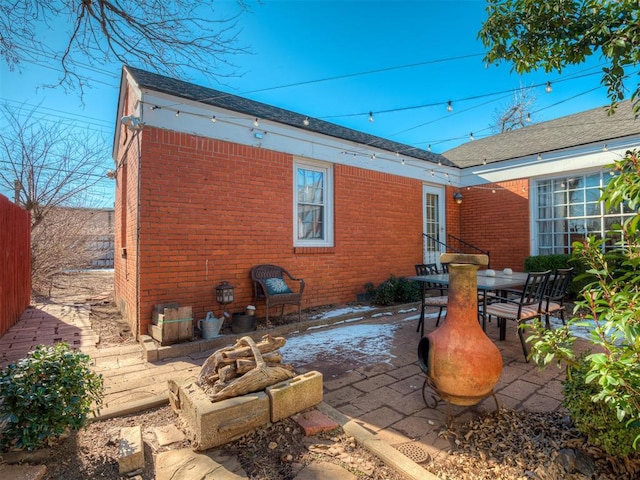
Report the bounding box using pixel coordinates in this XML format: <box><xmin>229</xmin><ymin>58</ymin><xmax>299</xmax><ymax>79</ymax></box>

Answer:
<box><xmin>447</xmin><ymin>101</ymin><xmax>453</xmax><ymax>112</ymax></box>
<box><xmin>602</xmin><ymin>144</ymin><xmax>608</xmax><ymax>152</ymax></box>
<box><xmin>303</xmin><ymin>117</ymin><xmax>310</xmax><ymax>126</ymax></box>
<box><xmin>526</xmin><ymin>113</ymin><xmax>531</xmax><ymax>122</ymax></box>
<box><xmin>369</xmin><ymin>111</ymin><xmax>374</xmax><ymax>122</ymax></box>
<box><xmin>211</xmin><ymin>116</ymin><xmax>217</xmax><ymax>123</ymax></box>
<box><xmin>427</xmin><ymin>145</ymin><xmax>431</xmax><ymax>152</ymax></box>
<box><xmin>430</xmin><ymin>170</ymin><xmax>434</xmax><ymax>177</ymax></box>
<box><xmin>370</xmin><ymin>153</ymin><xmax>376</xmax><ymax>160</ymax></box>
<box><xmin>537</xmin><ymin>153</ymin><xmax>542</xmax><ymax>161</ymax></box>
<box><xmin>483</xmin><ymin>158</ymin><xmax>487</xmax><ymax>165</ymax></box>
<box><xmin>545</xmin><ymin>81</ymin><xmax>552</xmax><ymax>93</ymax></box>
<box><xmin>150</xmin><ymin>105</ymin><xmax>160</xmax><ymax>110</ymax></box>
<box><xmin>401</xmin><ymin>158</ymin><xmax>405</xmax><ymax>165</ymax></box>
<box><xmin>253</xmin><ymin>117</ymin><xmax>260</xmax><ymax>127</ymax></box>
<box><xmin>175</xmin><ymin>110</ymin><xmax>180</xmax><ymax>117</ymax></box>
<box><xmin>469</xmin><ymin>132</ymin><xmax>474</xmax><ymax>141</ymax></box>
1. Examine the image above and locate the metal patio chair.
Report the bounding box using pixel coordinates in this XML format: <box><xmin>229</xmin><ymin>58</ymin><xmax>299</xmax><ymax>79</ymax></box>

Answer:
<box><xmin>483</xmin><ymin>270</ymin><xmax>551</xmax><ymax>362</ymax></box>
<box><xmin>415</xmin><ymin>263</ymin><xmax>449</xmax><ymax>336</ymax></box>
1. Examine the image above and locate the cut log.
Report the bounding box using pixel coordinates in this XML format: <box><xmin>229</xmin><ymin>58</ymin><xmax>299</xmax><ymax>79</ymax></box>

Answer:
<box><xmin>197</xmin><ymin>335</ymin><xmax>287</xmax><ymax>386</ymax></box>
<box><xmin>237</xmin><ymin>361</ymin><xmax>293</xmax><ymax>375</ymax></box>
<box><xmin>207</xmin><ymin>336</ymin><xmax>294</xmax><ymax>402</ymax></box>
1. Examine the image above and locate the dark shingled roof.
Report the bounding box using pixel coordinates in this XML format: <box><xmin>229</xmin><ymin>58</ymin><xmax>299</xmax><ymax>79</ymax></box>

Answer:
<box><xmin>124</xmin><ymin>66</ymin><xmax>450</xmax><ymax>166</ymax></box>
<box><xmin>442</xmin><ymin>101</ymin><xmax>640</xmax><ymax>167</ymax></box>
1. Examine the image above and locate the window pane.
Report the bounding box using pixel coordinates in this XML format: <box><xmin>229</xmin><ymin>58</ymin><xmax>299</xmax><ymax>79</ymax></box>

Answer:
<box><xmin>298</xmin><ymin>205</ymin><xmax>324</xmax><ymax>240</ymax></box>
<box><xmin>535</xmin><ymin>171</ymin><xmax>617</xmax><ymax>254</ymax></box>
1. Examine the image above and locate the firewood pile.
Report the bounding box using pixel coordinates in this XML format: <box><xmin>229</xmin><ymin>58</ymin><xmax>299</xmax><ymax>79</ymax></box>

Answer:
<box><xmin>196</xmin><ymin>334</ymin><xmax>295</xmax><ymax>402</ymax></box>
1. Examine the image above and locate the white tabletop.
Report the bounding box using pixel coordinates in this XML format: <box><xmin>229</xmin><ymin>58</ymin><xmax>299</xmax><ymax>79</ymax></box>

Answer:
<box><xmin>410</xmin><ymin>270</ymin><xmax>528</xmax><ymax>291</ymax></box>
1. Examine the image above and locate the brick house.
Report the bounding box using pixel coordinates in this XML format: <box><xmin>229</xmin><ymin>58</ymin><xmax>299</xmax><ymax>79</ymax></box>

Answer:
<box><xmin>113</xmin><ymin>66</ymin><xmax>640</xmax><ymax>337</ymax></box>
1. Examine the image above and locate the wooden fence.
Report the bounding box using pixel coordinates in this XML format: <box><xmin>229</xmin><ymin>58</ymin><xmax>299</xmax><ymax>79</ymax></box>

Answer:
<box><xmin>0</xmin><ymin>194</ymin><xmax>31</xmax><ymax>338</ymax></box>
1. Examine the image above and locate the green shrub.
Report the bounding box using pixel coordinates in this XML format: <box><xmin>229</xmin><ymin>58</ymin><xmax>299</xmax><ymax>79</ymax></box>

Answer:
<box><xmin>563</xmin><ymin>357</ymin><xmax>640</xmax><ymax>458</ymax></box>
<box><xmin>364</xmin><ymin>275</ymin><xmax>421</xmax><ymax>305</ymax></box>
<box><xmin>524</xmin><ymin>253</ymin><xmax>587</xmax><ymax>297</ymax></box>
<box><xmin>0</xmin><ymin>343</ymin><xmax>104</xmax><ymax>451</ymax></box>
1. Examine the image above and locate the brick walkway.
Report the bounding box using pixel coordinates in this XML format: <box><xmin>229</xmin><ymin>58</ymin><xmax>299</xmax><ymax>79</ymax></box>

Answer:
<box><xmin>1</xmin><ymin>302</ymin><xmax>588</xmax><ymax>475</ymax></box>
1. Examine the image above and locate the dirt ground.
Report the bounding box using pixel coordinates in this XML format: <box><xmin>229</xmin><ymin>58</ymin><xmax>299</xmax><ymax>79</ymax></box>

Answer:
<box><xmin>4</xmin><ymin>270</ymin><xmax>640</xmax><ymax>479</ymax></box>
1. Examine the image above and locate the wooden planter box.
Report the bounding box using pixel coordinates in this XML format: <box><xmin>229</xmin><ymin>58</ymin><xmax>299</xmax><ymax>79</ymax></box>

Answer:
<box><xmin>149</xmin><ymin>306</ymin><xmax>193</xmax><ymax>345</ymax></box>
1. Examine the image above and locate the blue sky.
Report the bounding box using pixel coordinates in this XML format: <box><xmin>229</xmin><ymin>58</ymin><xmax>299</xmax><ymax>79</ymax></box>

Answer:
<box><xmin>1</xmin><ymin>1</ymin><xmax>612</xmax><ymax>207</ymax></box>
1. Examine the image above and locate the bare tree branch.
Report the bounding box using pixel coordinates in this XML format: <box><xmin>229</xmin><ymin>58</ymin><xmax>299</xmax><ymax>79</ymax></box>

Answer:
<box><xmin>491</xmin><ymin>85</ymin><xmax>537</xmax><ymax>133</ymax></box>
<box><xmin>1</xmin><ymin>0</ymin><xmax>251</xmax><ymax>95</ymax></box>
<box><xmin>0</xmin><ymin>103</ymin><xmax>110</xmax><ymax>229</ymax></box>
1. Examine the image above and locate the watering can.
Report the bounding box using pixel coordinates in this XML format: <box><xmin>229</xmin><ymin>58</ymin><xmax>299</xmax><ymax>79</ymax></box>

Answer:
<box><xmin>198</xmin><ymin>311</ymin><xmax>223</xmax><ymax>339</ymax></box>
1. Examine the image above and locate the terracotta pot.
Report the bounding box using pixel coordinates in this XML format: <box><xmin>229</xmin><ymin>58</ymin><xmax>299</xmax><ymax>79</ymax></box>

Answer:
<box><xmin>422</xmin><ymin>254</ymin><xmax>503</xmax><ymax>406</ymax></box>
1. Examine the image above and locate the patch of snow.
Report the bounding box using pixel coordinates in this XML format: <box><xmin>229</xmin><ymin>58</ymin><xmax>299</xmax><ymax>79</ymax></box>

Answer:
<box><xmin>397</xmin><ymin>308</ymin><xmax>418</xmax><ymax>313</ymax></box>
<box><xmin>281</xmin><ymin>323</ymin><xmax>400</xmax><ymax>370</ymax></box>
<box><xmin>371</xmin><ymin>312</ymin><xmax>393</xmax><ymax>318</ymax></box>
<box><xmin>310</xmin><ymin>305</ymin><xmax>376</xmax><ymax>320</ymax></box>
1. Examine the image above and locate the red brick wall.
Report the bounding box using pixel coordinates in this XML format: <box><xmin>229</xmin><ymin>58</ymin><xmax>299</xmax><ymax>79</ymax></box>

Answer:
<box><xmin>454</xmin><ymin>180</ymin><xmax>530</xmax><ymax>271</ymax></box>
<box><xmin>113</xmin><ymin>91</ymin><xmax>142</xmax><ymax>336</ymax></box>
<box><xmin>127</xmin><ymin>128</ymin><xmax>426</xmax><ymax>334</ymax></box>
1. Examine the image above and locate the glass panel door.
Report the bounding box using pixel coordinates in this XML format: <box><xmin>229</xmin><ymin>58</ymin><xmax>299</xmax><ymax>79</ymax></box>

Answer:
<box><xmin>423</xmin><ymin>186</ymin><xmax>446</xmax><ymax>267</ymax></box>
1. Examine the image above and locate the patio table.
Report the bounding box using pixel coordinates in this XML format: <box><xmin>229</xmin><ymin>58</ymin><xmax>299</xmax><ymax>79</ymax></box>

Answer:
<box><xmin>410</xmin><ymin>270</ymin><xmax>528</xmax><ymax>335</ymax></box>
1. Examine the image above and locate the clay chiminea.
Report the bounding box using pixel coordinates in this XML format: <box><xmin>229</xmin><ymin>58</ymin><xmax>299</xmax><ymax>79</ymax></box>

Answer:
<box><xmin>419</xmin><ymin>253</ymin><xmax>503</xmax><ymax>406</ymax></box>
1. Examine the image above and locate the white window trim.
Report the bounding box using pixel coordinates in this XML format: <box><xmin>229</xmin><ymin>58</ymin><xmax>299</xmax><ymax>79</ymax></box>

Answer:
<box><xmin>293</xmin><ymin>158</ymin><xmax>334</xmax><ymax>247</ymax></box>
<box><xmin>531</xmin><ymin>168</ymin><xmax>629</xmax><ymax>255</ymax></box>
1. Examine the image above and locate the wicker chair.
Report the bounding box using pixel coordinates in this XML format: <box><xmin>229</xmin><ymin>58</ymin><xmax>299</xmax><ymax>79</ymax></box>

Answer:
<box><xmin>250</xmin><ymin>264</ymin><xmax>305</xmax><ymax>324</ymax></box>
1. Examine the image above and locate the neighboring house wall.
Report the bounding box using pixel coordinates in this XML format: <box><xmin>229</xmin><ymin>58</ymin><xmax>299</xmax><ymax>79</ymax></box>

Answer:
<box><xmin>0</xmin><ymin>195</ymin><xmax>30</xmax><ymax>338</ymax></box>
<box><xmin>118</xmin><ymin>128</ymin><xmax>427</xmax><ymax>335</ymax></box>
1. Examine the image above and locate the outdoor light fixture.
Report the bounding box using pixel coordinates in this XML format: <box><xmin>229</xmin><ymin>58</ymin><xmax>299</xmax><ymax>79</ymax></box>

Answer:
<box><xmin>447</xmin><ymin>101</ymin><xmax>453</xmax><ymax>112</ymax></box>
<box><xmin>303</xmin><ymin>116</ymin><xmax>310</xmax><ymax>126</ymax></box>
<box><xmin>453</xmin><ymin>191</ymin><xmax>463</xmax><ymax>205</ymax></box>
<box><xmin>545</xmin><ymin>81</ymin><xmax>552</xmax><ymax>93</ymax></box>
<box><xmin>216</xmin><ymin>281</ymin><xmax>235</xmax><ymax>305</ymax></box>
<box><xmin>120</xmin><ymin>115</ymin><xmax>144</xmax><ymax>131</ymax></box>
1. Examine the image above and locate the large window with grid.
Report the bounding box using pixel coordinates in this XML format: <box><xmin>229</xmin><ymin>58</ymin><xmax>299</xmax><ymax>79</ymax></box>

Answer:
<box><xmin>294</xmin><ymin>160</ymin><xmax>333</xmax><ymax>247</ymax></box>
<box><xmin>535</xmin><ymin>171</ymin><xmax>634</xmax><ymax>254</ymax></box>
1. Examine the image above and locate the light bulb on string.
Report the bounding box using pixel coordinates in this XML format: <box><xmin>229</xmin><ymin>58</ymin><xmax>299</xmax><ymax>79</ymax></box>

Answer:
<box><xmin>175</xmin><ymin>110</ymin><xmax>180</xmax><ymax>117</ymax></box>
<box><xmin>602</xmin><ymin>144</ymin><xmax>608</xmax><ymax>152</ymax></box>
<box><xmin>537</xmin><ymin>153</ymin><xmax>542</xmax><ymax>161</ymax></box>
<box><xmin>483</xmin><ymin>158</ymin><xmax>487</xmax><ymax>165</ymax></box>
<box><xmin>369</xmin><ymin>112</ymin><xmax>374</xmax><ymax>122</ymax></box>
<box><xmin>447</xmin><ymin>101</ymin><xmax>453</xmax><ymax>112</ymax></box>
<box><xmin>253</xmin><ymin>118</ymin><xmax>260</xmax><ymax>127</ymax></box>
<box><xmin>211</xmin><ymin>116</ymin><xmax>217</xmax><ymax>123</ymax></box>
<box><xmin>427</xmin><ymin>145</ymin><xmax>431</xmax><ymax>152</ymax></box>
<box><xmin>370</xmin><ymin>153</ymin><xmax>376</xmax><ymax>161</ymax></box>
<box><xmin>545</xmin><ymin>81</ymin><xmax>552</xmax><ymax>93</ymax></box>
<box><xmin>303</xmin><ymin>117</ymin><xmax>310</xmax><ymax>126</ymax></box>
<box><xmin>401</xmin><ymin>158</ymin><xmax>405</xmax><ymax>165</ymax></box>
<box><xmin>430</xmin><ymin>170</ymin><xmax>434</xmax><ymax>177</ymax></box>
<box><xmin>526</xmin><ymin>113</ymin><xmax>531</xmax><ymax>122</ymax></box>
<box><xmin>469</xmin><ymin>133</ymin><xmax>474</xmax><ymax>141</ymax></box>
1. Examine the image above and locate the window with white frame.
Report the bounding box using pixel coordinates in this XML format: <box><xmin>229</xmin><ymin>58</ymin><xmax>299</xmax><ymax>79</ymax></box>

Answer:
<box><xmin>535</xmin><ymin>171</ymin><xmax>634</xmax><ymax>254</ymax></box>
<box><xmin>294</xmin><ymin>160</ymin><xmax>333</xmax><ymax>247</ymax></box>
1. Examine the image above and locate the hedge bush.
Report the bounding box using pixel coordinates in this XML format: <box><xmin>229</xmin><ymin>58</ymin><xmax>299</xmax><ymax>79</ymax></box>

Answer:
<box><xmin>563</xmin><ymin>356</ymin><xmax>640</xmax><ymax>458</ymax></box>
<box><xmin>364</xmin><ymin>275</ymin><xmax>421</xmax><ymax>305</ymax></box>
<box><xmin>0</xmin><ymin>343</ymin><xmax>104</xmax><ymax>451</ymax></box>
<box><xmin>524</xmin><ymin>253</ymin><xmax>587</xmax><ymax>297</ymax></box>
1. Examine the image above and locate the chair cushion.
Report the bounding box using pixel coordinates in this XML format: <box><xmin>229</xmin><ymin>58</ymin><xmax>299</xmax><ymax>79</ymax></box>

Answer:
<box><xmin>265</xmin><ymin>277</ymin><xmax>293</xmax><ymax>295</ymax></box>
<box><xmin>545</xmin><ymin>301</ymin><xmax>563</xmax><ymax>313</ymax></box>
<box><xmin>485</xmin><ymin>303</ymin><xmax>539</xmax><ymax>321</ymax></box>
